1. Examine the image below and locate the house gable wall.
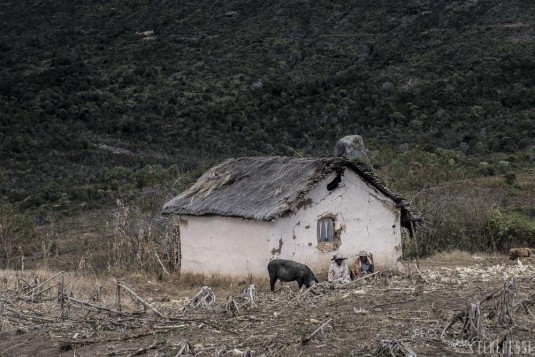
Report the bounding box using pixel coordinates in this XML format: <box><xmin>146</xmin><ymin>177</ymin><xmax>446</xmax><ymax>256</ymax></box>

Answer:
<box><xmin>269</xmin><ymin>170</ymin><xmax>402</xmax><ymax>276</ymax></box>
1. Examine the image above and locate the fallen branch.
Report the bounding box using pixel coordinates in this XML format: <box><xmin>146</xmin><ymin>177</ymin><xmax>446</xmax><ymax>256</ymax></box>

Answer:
<box><xmin>298</xmin><ymin>272</ymin><xmax>383</xmax><ymax>300</ymax></box>
<box><xmin>56</xmin><ymin>330</ymin><xmax>158</xmax><ymax>347</ymax></box>
<box><xmin>373</xmin><ymin>298</ymin><xmax>417</xmax><ymax>308</ymax></box>
<box><xmin>117</xmin><ymin>281</ymin><xmax>165</xmax><ymax>318</ymax></box>
<box><xmin>387</xmin><ymin>288</ymin><xmax>415</xmax><ymax>292</ymax></box>
<box><xmin>153</xmin><ymin>324</ymin><xmax>186</xmax><ymax>330</ymax></box>
<box><xmin>127</xmin><ymin>340</ymin><xmax>166</xmax><ymax>356</ymax></box>
<box><xmin>338</xmin><ymin>271</ymin><xmax>381</xmax><ymax>287</ymax></box>
<box><xmin>414</xmin><ymin>263</ymin><xmax>428</xmax><ymax>283</ymax></box>
<box><xmin>183</xmin><ymin>286</ymin><xmax>216</xmax><ymax>310</ymax></box>
<box><xmin>1</xmin><ymin>304</ymin><xmax>58</xmax><ymax>323</ymax></box>
<box><xmin>301</xmin><ymin>318</ymin><xmax>332</xmax><ymax>345</ymax></box>
<box><xmin>19</xmin><ymin>283</ymin><xmax>59</xmax><ymax>303</ymax></box>
<box><xmin>174</xmin><ymin>340</ymin><xmax>194</xmax><ymax>356</ymax></box>
<box><xmin>19</xmin><ymin>273</ymin><xmax>63</xmax><ymax>303</ymax></box>
<box><xmin>67</xmin><ymin>296</ymin><xmax>128</xmax><ymax>316</ymax></box>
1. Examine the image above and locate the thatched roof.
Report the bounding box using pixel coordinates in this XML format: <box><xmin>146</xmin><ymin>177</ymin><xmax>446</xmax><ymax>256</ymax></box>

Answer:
<box><xmin>162</xmin><ymin>156</ymin><xmax>419</xmax><ymax>227</ymax></box>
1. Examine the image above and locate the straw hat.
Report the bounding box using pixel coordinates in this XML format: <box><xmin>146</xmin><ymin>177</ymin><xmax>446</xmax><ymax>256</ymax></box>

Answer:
<box><xmin>332</xmin><ymin>253</ymin><xmax>347</xmax><ymax>261</ymax></box>
<box><xmin>358</xmin><ymin>250</ymin><xmax>368</xmax><ymax>257</ymax></box>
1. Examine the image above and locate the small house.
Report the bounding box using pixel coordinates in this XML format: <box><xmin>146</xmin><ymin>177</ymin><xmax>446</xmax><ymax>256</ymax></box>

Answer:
<box><xmin>162</xmin><ymin>154</ymin><xmax>418</xmax><ymax>278</ymax></box>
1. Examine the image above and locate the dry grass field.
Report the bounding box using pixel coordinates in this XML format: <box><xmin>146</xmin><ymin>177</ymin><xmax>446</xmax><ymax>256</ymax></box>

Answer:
<box><xmin>1</xmin><ymin>254</ymin><xmax>535</xmax><ymax>356</ymax></box>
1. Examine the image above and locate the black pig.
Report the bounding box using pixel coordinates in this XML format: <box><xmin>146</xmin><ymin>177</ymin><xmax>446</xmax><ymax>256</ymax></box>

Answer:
<box><xmin>267</xmin><ymin>259</ymin><xmax>318</xmax><ymax>291</ymax></box>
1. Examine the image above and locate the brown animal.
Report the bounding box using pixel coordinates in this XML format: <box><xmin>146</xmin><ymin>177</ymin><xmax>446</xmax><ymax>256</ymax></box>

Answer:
<box><xmin>509</xmin><ymin>248</ymin><xmax>533</xmax><ymax>260</ymax></box>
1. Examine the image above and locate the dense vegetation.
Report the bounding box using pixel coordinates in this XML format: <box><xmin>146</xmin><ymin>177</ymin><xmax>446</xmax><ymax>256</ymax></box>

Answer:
<box><xmin>0</xmin><ymin>0</ymin><xmax>533</xmax><ymax>264</ymax></box>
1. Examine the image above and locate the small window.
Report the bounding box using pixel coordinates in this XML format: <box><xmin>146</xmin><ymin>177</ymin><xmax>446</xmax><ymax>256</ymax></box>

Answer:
<box><xmin>317</xmin><ymin>218</ymin><xmax>334</xmax><ymax>242</ymax></box>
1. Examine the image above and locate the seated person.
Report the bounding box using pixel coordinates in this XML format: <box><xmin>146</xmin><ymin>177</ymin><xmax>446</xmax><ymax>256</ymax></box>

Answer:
<box><xmin>353</xmin><ymin>250</ymin><xmax>374</xmax><ymax>278</ymax></box>
<box><xmin>328</xmin><ymin>253</ymin><xmax>350</xmax><ymax>283</ymax></box>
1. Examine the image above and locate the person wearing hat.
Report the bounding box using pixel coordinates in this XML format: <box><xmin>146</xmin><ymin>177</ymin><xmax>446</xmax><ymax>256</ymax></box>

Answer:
<box><xmin>328</xmin><ymin>253</ymin><xmax>350</xmax><ymax>283</ymax></box>
<box><xmin>353</xmin><ymin>250</ymin><xmax>374</xmax><ymax>278</ymax></box>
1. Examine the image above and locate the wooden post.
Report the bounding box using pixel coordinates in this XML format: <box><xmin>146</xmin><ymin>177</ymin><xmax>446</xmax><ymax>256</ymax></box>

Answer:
<box><xmin>116</xmin><ymin>281</ymin><xmax>122</xmax><ymax>312</ymax></box>
<box><xmin>409</xmin><ymin>221</ymin><xmax>420</xmax><ymax>270</ymax></box>
<box><xmin>59</xmin><ymin>272</ymin><xmax>65</xmax><ymax>317</ymax></box>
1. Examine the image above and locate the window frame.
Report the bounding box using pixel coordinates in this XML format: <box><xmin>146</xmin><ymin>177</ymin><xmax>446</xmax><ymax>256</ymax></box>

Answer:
<box><xmin>317</xmin><ymin>217</ymin><xmax>335</xmax><ymax>243</ymax></box>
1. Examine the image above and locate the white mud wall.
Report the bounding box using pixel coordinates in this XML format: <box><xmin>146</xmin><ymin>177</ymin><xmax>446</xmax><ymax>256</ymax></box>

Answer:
<box><xmin>178</xmin><ymin>215</ymin><xmax>272</xmax><ymax>276</ymax></box>
<box><xmin>178</xmin><ymin>170</ymin><xmax>402</xmax><ymax>278</ymax></box>
<box><xmin>270</xmin><ymin>170</ymin><xmax>402</xmax><ymax>277</ymax></box>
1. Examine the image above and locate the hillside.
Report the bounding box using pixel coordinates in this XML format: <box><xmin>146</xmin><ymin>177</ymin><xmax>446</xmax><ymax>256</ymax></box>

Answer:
<box><xmin>0</xmin><ymin>0</ymin><xmax>534</xmax><ymax>268</ymax></box>
<box><xmin>1</xmin><ymin>0</ymin><xmax>534</xmax><ymax>214</ymax></box>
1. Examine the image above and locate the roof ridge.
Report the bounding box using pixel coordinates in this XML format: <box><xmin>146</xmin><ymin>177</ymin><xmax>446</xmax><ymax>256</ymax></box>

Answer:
<box><xmin>162</xmin><ymin>156</ymin><xmax>421</xmax><ymax>226</ymax></box>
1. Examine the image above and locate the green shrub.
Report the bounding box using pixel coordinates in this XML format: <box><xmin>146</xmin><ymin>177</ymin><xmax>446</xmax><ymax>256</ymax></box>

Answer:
<box><xmin>488</xmin><ymin>209</ymin><xmax>535</xmax><ymax>249</ymax></box>
<box><xmin>403</xmin><ymin>182</ymin><xmax>535</xmax><ymax>257</ymax></box>
<box><xmin>504</xmin><ymin>172</ymin><xmax>517</xmax><ymax>186</ymax></box>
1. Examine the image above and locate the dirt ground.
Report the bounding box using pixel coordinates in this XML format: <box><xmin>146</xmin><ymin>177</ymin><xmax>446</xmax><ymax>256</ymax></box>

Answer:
<box><xmin>1</xmin><ymin>255</ymin><xmax>535</xmax><ymax>356</ymax></box>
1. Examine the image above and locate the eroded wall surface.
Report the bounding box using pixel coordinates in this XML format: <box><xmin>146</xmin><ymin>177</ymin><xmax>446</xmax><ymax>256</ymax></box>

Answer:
<box><xmin>270</xmin><ymin>170</ymin><xmax>402</xmax><ymax>276</ymax></box>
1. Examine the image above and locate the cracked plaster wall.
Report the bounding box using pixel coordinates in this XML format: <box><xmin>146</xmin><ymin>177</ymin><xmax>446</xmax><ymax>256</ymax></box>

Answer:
<box><xmin>178</xmin><ymin>170</ymin><xmax>401</xmax><ymax>277</ymax></box>
<box><xmin>270</xmin><ymin>170</ymin><xmax>402</xmax><ymax>276</ymax></box>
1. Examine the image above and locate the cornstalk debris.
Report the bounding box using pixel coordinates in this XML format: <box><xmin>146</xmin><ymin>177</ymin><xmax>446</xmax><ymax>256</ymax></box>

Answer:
<box><xmin>0</xmin><ymin>260</ymin><xmax>534</xmax><ymax>356</ymax></box>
